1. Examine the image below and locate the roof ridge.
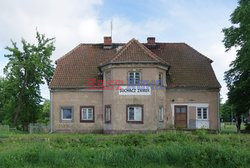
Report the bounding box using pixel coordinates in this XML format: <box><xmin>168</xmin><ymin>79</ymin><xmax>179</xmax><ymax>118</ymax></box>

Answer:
<box><xmin>111</xmin><ymin>38</ymin><xmax>168</xmax><ymax>64</ymax></box>
<box><xmin>110</xmin><ymin>38</ymin><xmax>136</xmax><ymax>62</ymax></box>
<box><xmin>136</xmin><ymin>40</ymin><xmax>167</xmax><ymax>63</ymax></box>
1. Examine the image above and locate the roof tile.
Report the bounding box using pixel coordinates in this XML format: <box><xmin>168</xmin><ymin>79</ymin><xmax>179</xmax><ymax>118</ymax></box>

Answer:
<box><xmin>49</xmin><ymin>39</ymin><xmax>221</xmax><ymax>89</ymax></box>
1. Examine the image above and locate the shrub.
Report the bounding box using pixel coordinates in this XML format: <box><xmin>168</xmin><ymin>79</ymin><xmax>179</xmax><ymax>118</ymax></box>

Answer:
<box><xmin>115</xmin><ymin>134</ymin><xmax>148</xmax><ymax>146</ymax></box>
<box><xmin>245</xmin><ymin>123</ymin><xmax>250</xmax><ymax>131</ymax></box>
<box><xmin>194</xmin><ymin>129</ymin><xmax>210</xmax><ymax>142</ymax></box>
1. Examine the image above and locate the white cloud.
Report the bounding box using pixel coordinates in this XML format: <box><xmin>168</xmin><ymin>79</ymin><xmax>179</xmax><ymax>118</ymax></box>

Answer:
<box><xmin>202</xmin><ymin>43</ymin><xmax>236</xmax><ymax>102</ymax></box>
<box><xmin>0</xmin><ymin>0</ymin><xmax>104</xmax><ymax>98</ymax></box>
<box><xmin>0</xmin><ymin>0</ymin><xmax>236</xmax><ymax>101</ymax></box>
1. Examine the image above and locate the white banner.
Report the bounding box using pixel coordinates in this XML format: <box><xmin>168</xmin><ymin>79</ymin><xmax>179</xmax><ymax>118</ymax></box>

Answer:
<box><xmin>119</xmin><ymin>86</ymin><xmax>151</xmax><ymax>95</ymax></box>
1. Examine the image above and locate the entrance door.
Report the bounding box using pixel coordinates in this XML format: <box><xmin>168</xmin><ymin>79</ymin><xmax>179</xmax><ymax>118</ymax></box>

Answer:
<box><xmin>175</xmin><ymin>106</ymin><xmax>187</xmax><ymax>128</ymax></box>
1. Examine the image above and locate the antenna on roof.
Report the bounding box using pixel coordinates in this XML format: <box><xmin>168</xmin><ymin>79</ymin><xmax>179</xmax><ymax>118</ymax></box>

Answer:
<box><xmin>110</xmin><ymin>20</ymin><xmax>113</xmax><ymax>38</ymax></box>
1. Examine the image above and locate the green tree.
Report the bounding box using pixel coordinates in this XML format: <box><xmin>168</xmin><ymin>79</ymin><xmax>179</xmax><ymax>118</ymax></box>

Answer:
<box><xmin>2</xmin><ymin>32</ymin><xmax>55</xmax><ymax>130</ymax></box>
<box><xmin>220</xmin><ymin>101</ymin><xmax>232</xmax><ymax>123</ymax></box>
<box><xmin>222</xmin><ymin>0</ymin><xmax>250</xmax><ymax>132</ymax></box>
<box><xmin>37</xmin><ymin>99</ymin><xmax>50</xmax><ymax>124</ymax></box>
<box><xmin>0</xmin><ymin>77</ymin><xmax>6</xmax><ymax>122</ymax></box>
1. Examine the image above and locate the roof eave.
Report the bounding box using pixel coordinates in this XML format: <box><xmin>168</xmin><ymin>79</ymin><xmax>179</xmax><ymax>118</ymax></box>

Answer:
<box><xmin>98</xmin><ymin>61</ymin><xmax>170</xmax><ymax>70</ymax></box>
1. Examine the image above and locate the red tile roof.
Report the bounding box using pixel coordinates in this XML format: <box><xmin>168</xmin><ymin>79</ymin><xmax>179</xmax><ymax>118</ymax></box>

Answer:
<box><xmin>49</xmin><ymin>39</ymin><xmax>221</xmax><ymax>89</ymax></box>
<box><xmin>99</xmin><ymin>38</ymin><xmax>169</xmax><ymax>67</ymax></box>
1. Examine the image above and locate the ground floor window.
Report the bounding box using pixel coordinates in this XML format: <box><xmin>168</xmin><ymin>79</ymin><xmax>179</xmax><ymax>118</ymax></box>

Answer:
<box><xmin>61</xmin><ymin>107</ymin><xmax>73</xmax><ymax>121</ymax></box>
<box><xmin>159</xmin><ymin>106</ymin><xmax>164</xmax><ymax>122</ymax></box>
<box><xmin>80</xmin><ymin>106</ymin><xmax>94</xmax><ymax>122</ymax></box>
<box><xmin>197</xmin><ymin>107</ymin><xmax>208</xmax><ymax>120</ymax></box>
<box><xmin>127</xmin><ymin>105</ymin><xmax>143</xmax><ymax>123</ymax></box>
<box><xmin>105</xmin><ymin>105</ymin><xmax>111</xmax><ymax>123</ymax></box>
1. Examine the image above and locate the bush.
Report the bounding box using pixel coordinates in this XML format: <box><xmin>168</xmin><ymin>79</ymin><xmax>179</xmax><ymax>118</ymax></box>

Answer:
<box><xmin>115</xmin><ymin>134</ymin><xmax>148</xmax><ymax>146</ymax></box>
<box><xmin>194</xmin><ymin>129</ymin><xmax>211</xmax><ymax>142</ymax></box>
<box><xmin>245</xmin><ymin>123</ymin><xmax>250</xmax><ymax>131</ymax></box>
<box><xmin>0</xmin><ymin>132</ymin><xmax>250</xmax><ymax>167</ymax></box>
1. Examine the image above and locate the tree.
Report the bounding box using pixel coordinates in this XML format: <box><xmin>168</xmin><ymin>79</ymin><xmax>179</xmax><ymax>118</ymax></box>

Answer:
<box><xmin>0</xmin><ymin>77</ymin><xmax>6</xmax><ymax>122</ymax></box>
<box><xmin>2</xmin><ymin>32</ymin><xmax>55</xmax><ymax>130</ymax></box>
<box><xmin>222</xmin><ymin>0</ymin><xmax>250</xmax><ymax>132</ymax></box>
<box><xmin>37</xmin><ymin>99</ymin><xmax>50</xmax><ymax>124</ymax></box>
<box><xmin>220</xmin><ymin>101</ymin><xmax>232</xmax><ymax>123</ymax></box>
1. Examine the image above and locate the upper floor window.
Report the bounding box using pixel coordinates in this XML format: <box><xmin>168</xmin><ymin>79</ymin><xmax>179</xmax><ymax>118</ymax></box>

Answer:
<box><xmin>197</xmin><ymin>107</ymin><xmax>208</xmax><ymax>120</ymax></box>
<box><xmin>105</xmin><ymin>71</ymin><xmax>111</xmax><ymax>81</ymax></box>
<box><xmin>128</xmin><ymin>72</ymin><xmax>140</xmax><ymax>84</ymax></box>
<box><xmin>159</xmin><ymin>73</ymin><xmax>163</xmax><ymax>86</ymax></box>
<box><xmin>80</xmin><ymin>106</ymin><xmax>94</xmax><ymax>122</ymax></box>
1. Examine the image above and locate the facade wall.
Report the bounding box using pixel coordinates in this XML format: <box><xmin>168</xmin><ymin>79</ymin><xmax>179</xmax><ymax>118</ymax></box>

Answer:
<box><xmin>166</xmin><ymin>89</ymin><xmax>219</xmax><ymax>130</ymax></box>
<box><xmin>51</xmin><ymin>91</ymin><xmax>103</xmax><ymax>132</ymax></box>
<box><xmin>51</xmin><ymin>65</ymin><xmax>219</xmax><ymax>133</ymax></box>
<box><xmin>102</xmin><ymin>65</ymin><xmax>168</xmax><ymax>132</ymax></box>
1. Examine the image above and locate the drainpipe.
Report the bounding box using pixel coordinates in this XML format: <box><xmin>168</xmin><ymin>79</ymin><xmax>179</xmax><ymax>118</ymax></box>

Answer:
<box><xmin>217</xmin><ymin>92</ymin><xmax>221</xmax><ymax>133</ymax></box>
<box><xmin>49</xmin><ymin>90</ymin><xmax>53</xmax><ymax>133</ymax></box>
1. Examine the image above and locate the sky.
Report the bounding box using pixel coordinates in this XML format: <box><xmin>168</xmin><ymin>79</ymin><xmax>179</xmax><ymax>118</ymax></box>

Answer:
<box><xmin>0</xmin><ymin>0</ymin><xmax>238</xmax><ymax>102</ymax></box>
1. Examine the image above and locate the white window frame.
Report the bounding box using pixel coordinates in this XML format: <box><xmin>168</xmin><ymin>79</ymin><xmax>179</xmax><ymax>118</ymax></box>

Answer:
<box><xmin>61</xmin><ymin>107</ymin><xmax>73</xmax><ymax>121</ymax></box>
<box><xmin>159</xmin><ymin>106</ymin><xmax>164</xmax><ymax>122</ymax></box>
<box><xmin>127</xmin><ymin>105</ymin><xmax>143</xmax><ymax>122</ymax></box>
<box><xmin>196</xmin><ymin>107</ymin><xmax>209</xmax><ymax>120</ymax></box>
<box><xmin>105</xmin><ymin>105</ymin><xmax>111</xmax><ymax>123</ymax></box>
<box><xmin>128</xmin><ymin>71</ymin><xmax>141</xmax><ymax>84</ymax></box>
<box><xmin>81</xmin><ymin>106</ymin><xmax>94</xmax><ymax>121</ymax></box>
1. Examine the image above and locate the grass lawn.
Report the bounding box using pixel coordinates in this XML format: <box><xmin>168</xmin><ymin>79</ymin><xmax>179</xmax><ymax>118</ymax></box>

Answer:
<box><xmin>0</xmin><ymin>129</ymin><xmax>250</xmax><ymax>168</ymax></box>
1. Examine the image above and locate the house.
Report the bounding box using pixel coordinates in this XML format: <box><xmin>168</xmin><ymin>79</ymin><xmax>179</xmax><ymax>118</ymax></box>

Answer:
<box><xmin>49</xmin><ymin>37</ymin><xmax>221</xmax><ymax>133</ymax></box>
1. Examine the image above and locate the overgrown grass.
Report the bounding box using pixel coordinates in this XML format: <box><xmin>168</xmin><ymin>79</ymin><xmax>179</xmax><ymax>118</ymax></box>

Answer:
<box><xmin>0</xmin><ymin>130</ymin><xmax>250</xmax><ymax>168</ymax></box>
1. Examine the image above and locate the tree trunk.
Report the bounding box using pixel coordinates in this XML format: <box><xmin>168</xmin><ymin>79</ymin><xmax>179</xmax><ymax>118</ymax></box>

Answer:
<box><xmin>22</xmin><ymin>122</ymin><xmax>29</xmax><ymax>131</ymax></box>
<box><xmin>236</xmin><ymin>115</ymin><xmax>241</xmax><ymax>133</ymax></box>
<box><xmin>13</xmin><ymin>103</ymin><xmax>21</xmax><ymax>127</ymax></box>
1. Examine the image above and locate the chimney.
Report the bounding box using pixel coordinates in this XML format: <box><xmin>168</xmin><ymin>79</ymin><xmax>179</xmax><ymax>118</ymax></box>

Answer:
<box><xmin>104</xmin><ymin>36</ymin><xmax>112</xmax><ymax>45</ymax></box>
<box><xmin>147</xmin><ymin>37</ymin><xmax>156</xmax><ymax>45</ymax></box>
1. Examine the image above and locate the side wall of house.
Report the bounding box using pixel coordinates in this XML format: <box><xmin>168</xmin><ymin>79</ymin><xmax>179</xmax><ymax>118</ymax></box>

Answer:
<box><xmin>51</xmin><ymin>91</ymin><xmax>103</xmax><ymax>133</ymax></box>
<box><xmin>165</xmin><ymin>89</ymin><xmax>219</xmax><ymax>130</ymax></box>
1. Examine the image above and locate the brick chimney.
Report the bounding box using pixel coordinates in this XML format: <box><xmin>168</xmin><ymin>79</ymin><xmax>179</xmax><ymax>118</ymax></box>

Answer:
<box><xmin>104</xmin><ymin>36</ymin><xmax>112</xmax><ymax>45</ymax></box>
<box><xmin>147</xmin><ymin>37</ymin><xmax>156</xmax><ymax>45</ymax></box>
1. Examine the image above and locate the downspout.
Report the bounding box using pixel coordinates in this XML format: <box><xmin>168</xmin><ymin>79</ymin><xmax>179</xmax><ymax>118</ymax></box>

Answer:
<box><xmin>49</xmin><ymin>89</ymin><xmax>53</xmax><ymax>133</ymax></box>
<box><xmin>217</xmin><ymin>92</ymin><xmax>221</xmax><ymax>133</ymax></box>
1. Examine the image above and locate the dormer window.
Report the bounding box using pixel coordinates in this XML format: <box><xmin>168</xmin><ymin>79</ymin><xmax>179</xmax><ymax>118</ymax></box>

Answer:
<box><xmin>128</xmin><ymin>72</ymin><xmax>140</xmax><ymax>84</ymax></box>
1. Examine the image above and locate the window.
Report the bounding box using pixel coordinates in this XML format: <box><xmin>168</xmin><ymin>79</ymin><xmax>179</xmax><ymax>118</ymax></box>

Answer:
<box><xmin>61</xmin><ymin>107</ymin><xmax>73</xmax><ymax>121</ymax></box>
<box><xmin>159</xmin><ymin>73</ymin><xmax>163</xmax><ymax>86</ymax></box>
<box><xmin>80</xmin><ymin>106</ymin><xmax>94</xmax><ymax>122</ymax></box>
<box><xmin>197</xmin><ymin>107</ymin><xmax>208</xmax><ymax>120</ymax></box>
<box><xmin>128</xmin><ymin>72</ymin><xmax>140</xmax><ymax>84</ymax></box>
<box><xmin>127</xmin><ymin>105</ymin><xmax>143</xmax><ymax>123</ymax></box>
<box><xmin>105</xmin><ymin>71</ymin><xmax>111</xmax><ymax>81</ymax></box>
<box><xmin>105</xmin><ymin>105</ymin><xmax>111</xmax><ymax>123</ymax></box>
<box><xmin>175</xmin><ymin>106</ymin><xmax>187</xmax><ymax>113</ymax></box>
<box><xmin>159</xmin><ymin>106</ymin><xmax>164</xmax><ymax>122</ymax></box>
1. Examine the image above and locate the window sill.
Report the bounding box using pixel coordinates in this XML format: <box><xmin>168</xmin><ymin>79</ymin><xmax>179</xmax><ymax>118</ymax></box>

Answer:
<box><xmin>80</xmin><ymin>120</ymin><xmax>95</xmax><ymax>123</ymax></box>
<box><xmin>127</xmin><ymin>121</ymin><xmax>143</xmax><ymax>124</ymax></box>
<box><xmin>60</xmin><ymin>119</ymin><xmax>73</xmax><ymax>123</ymax></box>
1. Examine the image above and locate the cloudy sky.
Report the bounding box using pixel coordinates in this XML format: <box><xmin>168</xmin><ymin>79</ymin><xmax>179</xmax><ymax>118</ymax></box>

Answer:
<box><xmin>0</xmin><ymin>0</ymin><xmax>238</xmax><ymax>102</ymax></box>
